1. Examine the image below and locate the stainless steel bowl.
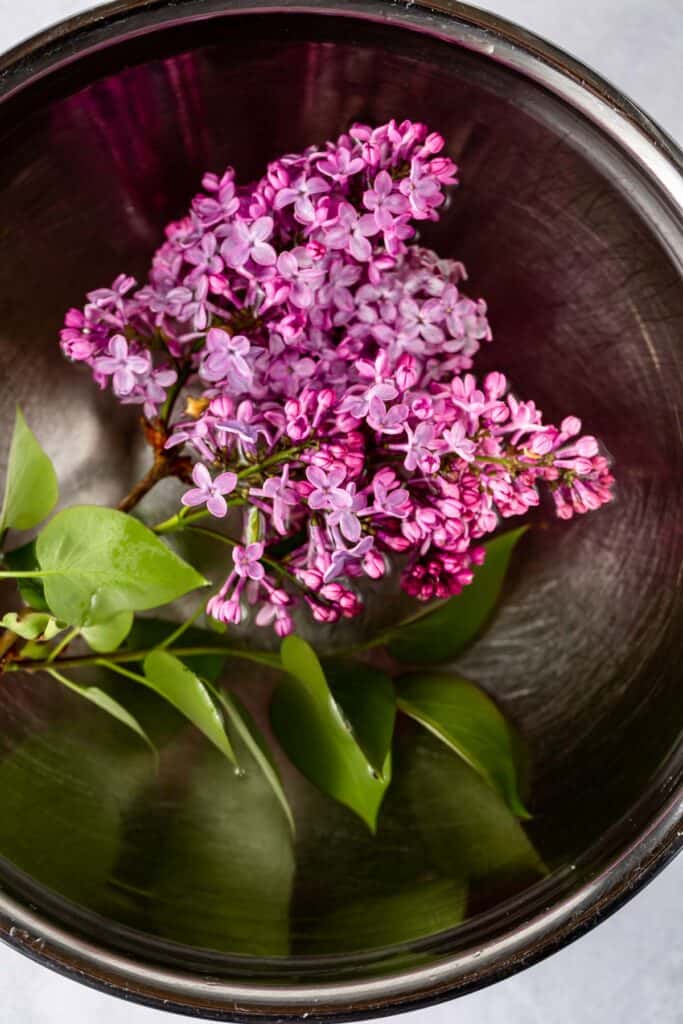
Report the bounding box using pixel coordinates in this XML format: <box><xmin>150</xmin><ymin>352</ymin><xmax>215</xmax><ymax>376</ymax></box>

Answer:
<box><xmin>0</xmin><ymin>1</ymin><xmax>681</xmax><ymax>1019</ymax></box>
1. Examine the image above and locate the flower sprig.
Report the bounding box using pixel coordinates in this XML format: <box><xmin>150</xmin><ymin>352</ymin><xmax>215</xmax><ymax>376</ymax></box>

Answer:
<box><xmin>59</xmin><ymin>119</ymin><xmax>613</xmax><ymax>639</ymax></box>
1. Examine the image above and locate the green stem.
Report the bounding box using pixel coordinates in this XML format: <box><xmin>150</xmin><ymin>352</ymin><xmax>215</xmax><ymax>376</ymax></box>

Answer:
<box><xmin>474</xmin><ymin>454</ymin><xmax>515</xmax><ymax>468</ymax></box>
<box><xmin>5</xmin><ymin>643</ymin><xmax>281</xmax><ymax>675</ymax></box>
<box><xmin>0</xmin><ymin>570</ymin><xmax>47</xmax><ymax>578</ymax></box>
<box><xmin>45</xmin><ymin>626</ymin><xmax>80</xmax><ymax>664</ymax></box>
<box><xmin>157</xmin><ymin>600</ymin><xmax>207</xmax><ymax>650</ymax></box>
<box><xmin>236</xmin><ymin>446</ymin><xmax>306</xmax><ymax>481</ymax></box>
<box><xmin>99</xmin><ymin>660</ymin><xmax>149</xmax><ymax>687</ymax></box>
<box><xmin>152</xmin><ymin>507</ymin><xmax>210</xmax><ymax>534</ymax></box>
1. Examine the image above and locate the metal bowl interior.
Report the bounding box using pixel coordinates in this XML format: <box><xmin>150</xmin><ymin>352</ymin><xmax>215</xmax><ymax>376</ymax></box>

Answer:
<box><xmin>0</xmin><ymin>2</ymin><xmax>681</xmax><ymax>1020</ymax></box>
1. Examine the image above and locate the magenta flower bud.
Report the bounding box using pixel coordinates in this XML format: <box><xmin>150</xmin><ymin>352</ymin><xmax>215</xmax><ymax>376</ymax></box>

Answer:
<box><xmin>363</xmin><ymin>548</ymin><xmax>385</xmax><ymax>579</ymax></box>
<box><xmin>561</xmin><ymin>416</ymin><xmax>582</xmax><ymax>437</ymax></box>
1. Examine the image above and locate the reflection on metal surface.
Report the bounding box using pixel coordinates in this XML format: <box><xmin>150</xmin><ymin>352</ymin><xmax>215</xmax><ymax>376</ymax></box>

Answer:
<box><xmin>0</xmin><ymin>1</ymin><xmax>681</xmax><ymax>1019</ymax></box>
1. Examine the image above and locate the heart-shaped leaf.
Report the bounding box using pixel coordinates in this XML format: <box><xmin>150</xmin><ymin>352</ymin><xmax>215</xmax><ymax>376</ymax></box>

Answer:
<box><xmin>324</xmin><ymin>660</ymin><xmax>396</xmax><ymax>776</ymax></box>
<box><xmin>406</xmin><ymin>732</ymin><xmax>545</xmax><ymax>887</ymax></box>
<box><xmin>388</xmin><ymin>527</ymin><xmax>527</xmax><ymax>664</ymax></box>
<box><xmin>82</xmin><ymin>610</ymin><xmax>134</xmax><ymax>653</ymax></box>
<box><xmin>141</xmin><ymin>650</ymin><xmax>235</xmax><ymax>763</ymax></box>
<box><xmin>271</xmin><ymin>636</ymin><xmax>390</xmax><ymax>831</ymax></box>
<box><xmin>152</xmin><ymin>741</ymin><xmax>295</xmax><ymax>954</ymax></box>
<box><xmin>396</xmin><ymin>673</ymin><xmax>529</xmax><ymax>817</ymax></box>
<box><xmin>0</xmin><ymin>407</ymin><xmax>58</xmax><ymax>533</ymax></box>
<box><xmin>35</xmin><ymin>506</ymin><xmax>208</xmax><ymax>627</ymax></box>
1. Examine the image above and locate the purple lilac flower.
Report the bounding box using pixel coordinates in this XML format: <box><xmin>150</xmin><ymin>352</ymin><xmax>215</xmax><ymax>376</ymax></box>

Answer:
<box><xmin>93</xmin><ymin>336</ymin><xmax>151</xmax><ymax>396</ymax></box>
<box><xmin>233</xmin><ymin>543</ymin><xmax>265</xmax><ymax>581</ymax></box>
<box><xmin>181</xmin><ymin>463</ymin><xmax>238</xmax><ymax>518</ymax></box>
<box><xmin>61</xmin><ymin>118</ymin><xmax>614</xmax><ymax>635</ymax></box>
<box><xmin>221</xmin><ymin>216</ymin><xmax>277</xmax><ymax>268</ymax></box>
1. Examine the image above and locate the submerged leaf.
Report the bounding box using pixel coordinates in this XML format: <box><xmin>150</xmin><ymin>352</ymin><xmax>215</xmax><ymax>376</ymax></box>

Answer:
<box><xmin>215</xmin><ymin>689</ymin><xmax>294</xmax><ymax>833</ymax></box>
<box><xmin>311</xmin><ymin>878</ymin><xmax>466</xmax><ymax>953</ymax></box>
<box><xmin>152</xmin><ymin>740</ymin><xmax>295</xmax><ymax>955</ymax></box>
<box><xmin>406</xmin><ymin>732</ymin><xmax>546</xmax><ymax>888</ymax></box>
<box><xmin>47</xmin><ymin>668</ymin><xmax>154</xmax><ymax>753</ymax></box>
<box><xmin>0</xmin><ymin>407</ymin><xmax>58</xmax><ymax>533</ymax></box>
<box><xmin>388</xmin><ymin>527</ymin><xmax>528</xmax><ymax>664</ymax></box>
<box><xmin>0</xmin><ymin>721</ymin><xmax>149</xmax><ymax>907</ymax></box>
<box><xmin>396</xmin><ymin>673</ymin><xmax>528</xmax><ymax>817</ymax></box>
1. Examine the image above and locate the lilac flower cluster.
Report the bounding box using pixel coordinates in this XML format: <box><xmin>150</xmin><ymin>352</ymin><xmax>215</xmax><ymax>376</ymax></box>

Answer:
<box><xmin>60</xmin><ymin>120</ymin><xmax>614</xmax><ymax>637</ymax></box>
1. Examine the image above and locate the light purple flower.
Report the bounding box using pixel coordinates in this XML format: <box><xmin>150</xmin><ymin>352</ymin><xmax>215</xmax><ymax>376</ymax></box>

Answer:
<box><xmin>199</xmin><ymin>329</ymin><xmax>253</xmax><ymax>388</ymax></box>
<box><xmin>363</xmin><ymin>170</ymin><xmax>409</xmax><ymax>229</ymax></box>
<box><xmin>221</xmin><ymin>216</ymin><xmax>277</xmax><ymax>268</ymax></box>
<box><xmin>93</xmin><ymin>335</ymin><xmax>151</xmax><ymax>396</ymax></box>
<box><xmin>317</xmin><ymin>146</ymin><xmax>365</xmax><ymax>181</ymax></box>
<box><xmin>324</xmin><ymin>536</ymin><xmax>374</xmax><ymax>583</ymax></box>
<box><xmin>306</xmin><ymin>465</ymin><xmax>352</xmax><ymax>512</ymax></box>
<box><xmin>399</xmin><ymin>158</ymin><xmax>442</xmax><ymax>217</ymax></box>
<box><xmin>274</xmin><ymin>174</ymin><xmax>330</xmax><ymax>223</ymax></box>
<box><xmin>325</xmin><ymin>203</ymin><xmax>379</xmax><ymax>262</ymax></box>
<box><xmin>249</xmin><ymin>467</ymin><xmax>297</xmax><ymax>535</ymax></box>
<box><xmin>443</xmin><ymin>420</ymin><xmax>477</xmax><ymax>462</ymax></box>
<box><xmin>181</xmin><ymin>463</ymin><xmax>238</xmax><ymax>518</ymax></box>
<box><xmin>393</xmin><ymin>422</ymin><xmax>442</xmax><ymax>474</ymax></box>
<box><xmin>233</xmin><ymin>542</ymin><xmax>265</xmax><ymax>581</ymax></box>
<box><xmin>122</xmin><ymin>366</ymin><xmax>178</xmax><ymax>419</ymax></box>
<box><xmin>398</xmin><ymin>297</ymin><xmax>445</xmax><ymax>346</ymax></box>
<box><xmin>366</xmin><ymin>396</ymin><xmax>409</xmax><ymax>434</ymax></box>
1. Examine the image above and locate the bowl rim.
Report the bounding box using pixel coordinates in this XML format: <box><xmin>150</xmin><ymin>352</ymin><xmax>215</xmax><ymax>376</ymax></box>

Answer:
<box><xmin>0</xmin><ymin>1</ymin><xmax>681</xmax><ymax>1019</ymax></box>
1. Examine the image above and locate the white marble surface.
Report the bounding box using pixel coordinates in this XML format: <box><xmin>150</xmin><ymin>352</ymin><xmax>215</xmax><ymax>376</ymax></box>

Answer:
<box><xmin>0</xmin><ymin>1</ymin><xmax>681</xmax><ymax>1021</ymax></box>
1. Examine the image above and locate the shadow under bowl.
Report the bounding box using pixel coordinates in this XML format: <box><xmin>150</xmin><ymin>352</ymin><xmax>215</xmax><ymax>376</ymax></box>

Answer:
<box><xmin>0</xmin><ymin>1</ymin><xmax>681</xmax><ymax>1020</ymax></box>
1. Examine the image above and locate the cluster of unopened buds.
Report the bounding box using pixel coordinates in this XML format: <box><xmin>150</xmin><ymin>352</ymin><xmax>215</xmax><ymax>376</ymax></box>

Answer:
<box><xmin>61</xmin><ymin>119</ymin><xmax>614</xmax><ymax>637</ymax></box>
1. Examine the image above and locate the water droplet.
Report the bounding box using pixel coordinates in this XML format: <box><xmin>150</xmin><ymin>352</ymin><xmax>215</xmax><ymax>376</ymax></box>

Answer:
<box><xmin>233</xmin><ymin>766</ymin><xmax>246</xmax><ymax>779</ymax></box>
<box><xmin>471</xmin><ymin>950</ymin><xmax>482</xmax><ymax>959</ymax></box>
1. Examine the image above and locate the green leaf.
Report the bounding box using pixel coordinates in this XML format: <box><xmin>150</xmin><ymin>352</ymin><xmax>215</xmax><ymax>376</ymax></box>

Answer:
<box><xmin>0</xmin><ymin>610</ymin><xmax>65</xmax><ymax>641</ymax></box>
<box><xmin>142</xmin><ymin>650</ymin><xmax>235</xmax><ymax>763</ymax></box>
<box><xmin>0</xmin><ymin>406</ymin><xmax>58</xmax><ymax>533</ymax></box>
<box><xmin>387</xmin><ymin>527</ymin><xmax>528</xmax><ymax>664</ymax></box>
<box><xmin>35</xmin><ymin>506</ymin><xmax>208</xmax><ymax>627</ymax></box>
<box><xmin>3</xmin><ymin>540</ymin><xmax>49</xmax><ymax>610</ymax></box>
<box><xmin>324</xmin><ymin>659</ymin><xmax>396</xmax><ymax>776</ymax></box>
<box><xmin>406</xmin><ymin>732</ymin><xmax>546</xmax><ymax>888</ymax></box>
<box><xmin>82</xmin><ymin>610</ymin><xmax>134</xmax><ymax>653</ymax></box>
<box><xmin>0</xmin><ymin>722</ymin><xmax>149</xmax><ymax>907</ymax></box>
<box><xmin>47</xmin><ymin>667</ymin><xmax>154</xmax><ymax>753</ymax></box>
<box><xmin>214</xmin><ymin>689</ymin><xmax>294</xmax><ymax>834</ymax></box>
<box><xmin>126</xmin><ymin>617</ymin><xmax>227</xmax><ymax>682</ymax></box>
<box><xmin>396</xmin><ymin>673</ymin><xmax>529</xmax><ymax>818</ymax></box>
<box><xmin>270</xmin><ymin>636</ymin><xmax>390</xmax><ymax>831</ymax></box>
<box><xmin>311</xmin><ymin>878</ymin><xmax>466</xmax><ymax>953</ymax></box>
<box><xmin>152</xmin><ymin>741</ymin><xmax>295</xmax><ymax>954</ymax></box>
